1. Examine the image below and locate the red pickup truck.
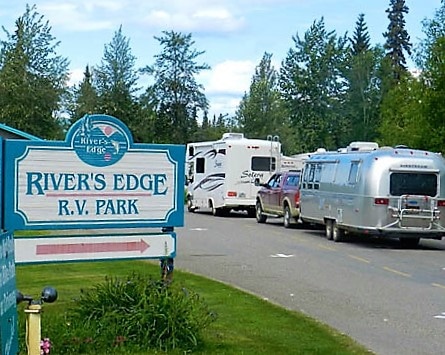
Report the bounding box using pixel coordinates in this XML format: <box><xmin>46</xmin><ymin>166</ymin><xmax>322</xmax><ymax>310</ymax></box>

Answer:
<box><xmin>255</xmin><ymin>171</ymin><xmax>301</xmax><ymax>228</ymax></box>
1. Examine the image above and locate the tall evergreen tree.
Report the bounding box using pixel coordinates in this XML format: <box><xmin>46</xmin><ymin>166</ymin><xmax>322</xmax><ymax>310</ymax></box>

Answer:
<box><xmin>94</xmin><ymin>26</ymin><xmax>140</xmax><ymax>132</ymax></box>
<box><xmin>279</xmin><ymin>18</ymin><xmax>349</xmax><ymax>152</ymax></box>
<box><xmin>142</xmin><ymin>31</ymin><xmax>209</xmax><ymax>144</ymax></box>
<box><xmin>0</xmin><ymin>4</ymin><xmax>69</xmax><ymax>139</ymax></box>
<box><xmin>69</xmin><ymin>65</ymin><xmax>99</xmax><ymax>121</ymax></box>
<box><xmin>383</xmin><ymin>0</ymin><xmax>412</xmax><ymax>82</ymax></box>
<box><xmin>350</xmin><ymin>14</ymin><xmax>371</xmax><ymax>56</ymax></box>
<box><xmin>345</xmin><ymin>14</ymin><xmax>383</xmax><ymax>142</ymax></box>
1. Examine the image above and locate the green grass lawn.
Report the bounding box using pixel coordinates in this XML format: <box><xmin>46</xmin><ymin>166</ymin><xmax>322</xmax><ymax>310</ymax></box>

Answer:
<box><xmin>16</xmin><ymin>260</ymin><xmax>373</xmax><ymax>354</ymax></box>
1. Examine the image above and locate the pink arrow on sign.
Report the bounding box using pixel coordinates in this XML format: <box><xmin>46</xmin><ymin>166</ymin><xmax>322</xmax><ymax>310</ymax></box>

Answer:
<box><xmin>36</xmin><ymin>239</ymin><xmax>150</xmax><ymax>255</ymax></box>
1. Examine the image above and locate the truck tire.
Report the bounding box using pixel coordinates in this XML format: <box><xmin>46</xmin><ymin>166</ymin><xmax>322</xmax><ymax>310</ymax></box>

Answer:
<box><xmin>332</xmin><ymin>222</ymin><xmax>345</xmax><ymax>242</ymax></box>
<box><xmin>256</xmin><ymin>201</ymin><xmax>267</xmax><ymax>223</ymax></box>
<box><xmin>283</xmin><ymin>205</ymin><xmax>292</xmax><ymax>228</ymax></box>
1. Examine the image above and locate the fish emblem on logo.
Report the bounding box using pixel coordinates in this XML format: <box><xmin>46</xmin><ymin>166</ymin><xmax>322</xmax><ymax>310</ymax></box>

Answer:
<box><xmin>71</xmin><ymin>115</ymin><xmax>130</xmax><ymax>167</ymax></box>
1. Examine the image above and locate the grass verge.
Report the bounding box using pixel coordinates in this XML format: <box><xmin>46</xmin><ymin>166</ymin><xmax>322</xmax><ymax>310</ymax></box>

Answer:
<box><xmin>16</xmin><ymin>260</ymin><xmax>373</xmax><ymax>354</ymax></box>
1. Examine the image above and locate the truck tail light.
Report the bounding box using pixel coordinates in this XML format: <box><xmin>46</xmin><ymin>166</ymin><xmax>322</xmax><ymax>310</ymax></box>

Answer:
<box><xmin>437</xmin><ymin>200</ymin><xmax>445</xmax><ymax>207</ymax></box>
<box><xmin>227</xmin><ymin>191</ymin><xmax>237</xmax><ymax>197</ymax></box>
<box><xmin>374</xmin><ymin>198</ymin><xmax>389</xmax><ymax>205</ymax></box>
<box><xmin>294</xmin><ymin>190</ymin><xmax>300</xmax><ymax>205</ymax></box>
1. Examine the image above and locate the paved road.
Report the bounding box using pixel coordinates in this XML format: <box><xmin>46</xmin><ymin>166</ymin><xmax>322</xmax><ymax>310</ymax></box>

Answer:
<box><xmin>175</xmin><ymin>211</ymin><xmax>445</xmax><ymax>355</ymax></box>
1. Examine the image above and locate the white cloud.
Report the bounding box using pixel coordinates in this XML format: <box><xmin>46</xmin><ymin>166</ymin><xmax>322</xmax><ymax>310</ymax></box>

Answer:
<box><xmin>208</xmin><ymin>96</ymin><xmax>243</xmax><ymax>118</ymax></box>
<box><xmin>204</xmin><ymin>60</ymin><xmax>255</xmax><ymax>95</ymax></box>
<box><xmin>68</xmin><ymin>68</ymin><xmax>84</xmax><ymax>86</ymax></box>
<box><xmin>142</xmin><ymin>7</ymin><xmax>245</xmax><ymax>33</ymax></box>
<box><xmin>34</xmin><ymin>0</ymin><xmax>246</xmax><ymax>34</ymax></box>
<box><xmin>199</xmin><ymin>60</ymin><xmax>256</xmax><ymax>117</ymax></box>
<box><xmin>38</xmin><ymin>2</ymin><xmax>114</xmax><ymax>31</ymax></box>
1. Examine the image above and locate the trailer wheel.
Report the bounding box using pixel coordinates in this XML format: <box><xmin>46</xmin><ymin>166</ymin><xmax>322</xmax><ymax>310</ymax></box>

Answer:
<box><xmin>256</xmin><ymin>201</ymin><xmax>267</xmax><ymax>223</ymax></box>
<box><xmin>283</xmin><ymin>205</ymin><xmax>292</xmax><ymax>228</ymax></box>
<box><xmin>332</xmin><ymin>222</ymin><xmax>345</xmax><ymax>242</ymax></box>
<box><xmin>325</xmin><ymin>220</ymin><xmax>333</xmax><ymax>240</ymax></box>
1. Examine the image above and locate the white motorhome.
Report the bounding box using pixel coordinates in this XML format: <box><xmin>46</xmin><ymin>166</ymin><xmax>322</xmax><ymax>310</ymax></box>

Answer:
<box><xmin>299</xmin><ymin>142</ymin><xmax>445</xmax><ymax>247</ymax></box>
<box><xmin>186</xmin><ymin>133</ymin><xmax>281</xmax><ymax>216</ymax></box>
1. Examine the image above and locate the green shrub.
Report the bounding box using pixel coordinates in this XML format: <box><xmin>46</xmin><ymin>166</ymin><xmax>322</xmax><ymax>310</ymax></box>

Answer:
<box><xmin>21</xmin><ymin>273</ymin><xmax>216</xmax><ymax>354</ymax></box>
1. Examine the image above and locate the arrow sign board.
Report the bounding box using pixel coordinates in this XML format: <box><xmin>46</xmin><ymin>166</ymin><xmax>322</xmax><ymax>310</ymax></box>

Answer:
<box><xmin>3</xmin><ymin>114</ymin><xmax>185</xmax><ymax>230</ymax></box>
<box><xmin>14</xmin><ymin>233</ymin><xmax>176</xmax><ymax>264</ymax></box>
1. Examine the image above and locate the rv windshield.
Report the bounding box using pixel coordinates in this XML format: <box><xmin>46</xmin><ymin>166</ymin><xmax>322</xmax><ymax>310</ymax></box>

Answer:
<box><xmin>390</xmin><ymin>172</ymin><xmax>437</xmax><ymax>197</ymax></box>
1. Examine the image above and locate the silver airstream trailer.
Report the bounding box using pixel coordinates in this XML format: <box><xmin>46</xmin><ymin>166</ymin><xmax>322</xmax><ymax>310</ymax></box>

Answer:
<box><xmin>299</xmin><ymin>142</ymin><xmax>445</xmax><ymax>247</ymax></box>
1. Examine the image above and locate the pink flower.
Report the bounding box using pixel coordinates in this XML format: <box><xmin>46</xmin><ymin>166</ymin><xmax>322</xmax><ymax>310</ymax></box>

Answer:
<box><xmin>40</xmin><ymin>338</ymin><xmax>51</xmax><ymax>354</ymax></box>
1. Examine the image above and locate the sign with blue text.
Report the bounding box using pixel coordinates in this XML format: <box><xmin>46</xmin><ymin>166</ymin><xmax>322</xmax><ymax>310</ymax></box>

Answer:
<box><xmin>0</xmin><ymin>232</ymin><xmax>18</xmax><ymax>355</ymax></box>
<box><xmin>3</xmin><ymin>114</ymin><xmax>185</xmax><ymax>230</ymax></box>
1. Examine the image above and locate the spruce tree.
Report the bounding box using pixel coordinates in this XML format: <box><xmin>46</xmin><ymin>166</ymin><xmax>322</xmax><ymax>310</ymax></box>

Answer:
<box><xmin>70</xmin><ymin>65</ymin><xmax>99</xmax><ymax>121</ymax></box>
<box><xmin>383</xmin><ymin>0</ymin><xmax>412</xmax><ymax>82</ymax></box>
<box><xmin>94</xmin><ymin>26</ymin><xmax>140</xmax><ymax>130</ymax></box>
<box><xmin>346</xmin><ymin>13</ymin><xmax>382</xmax><ymax>142</ymax></box>
<box><xmin>350</xmin><ymin>13</ymin><xmax>371</xmax><ymax>55</ymax></box>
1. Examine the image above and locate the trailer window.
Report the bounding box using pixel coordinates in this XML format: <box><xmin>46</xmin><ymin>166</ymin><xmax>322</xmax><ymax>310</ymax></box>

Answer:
<box><xmin>196</xmin><ymin>157</ymin><xmax>205</xmax><ymax>173</ymax></box>
<box><xmin>321</xmin><ymin>163</ymin><xmax>337</xmax><ymax>183</ymax></box>
<box><xmin>348</xmin><ymin>162</ymin><xmax>360</xmax><ymax>184</ymax></box>
<box><xmin>252</xmin><ymin>157</ymin><xmax>276</xmax><ymax>171</ymax></box>
<box><xmin>305</xmin><ymin>164</ymin><xmax>321</xmax><ymax>182</ymax></box>
<box><xmin>390</xmin><ymin>173</ymin><xmax>437</xmax><ymax>197</ymax></box>
<box><xmin>313</xmin><ymin>164</ymin><xmax>322</xmax><ymax>182</ymax></box>
<box><xmin>302</xmin><ymin>164</ymin><xmax>311</xmax><ymax>182</ymax></box>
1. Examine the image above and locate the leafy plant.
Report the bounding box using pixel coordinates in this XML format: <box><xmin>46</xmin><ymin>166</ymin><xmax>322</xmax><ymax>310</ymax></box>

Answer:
<box><xmin>49</xmin><ymin>272</ymin><xmax>216</xmax><ymax>353</ymax></box>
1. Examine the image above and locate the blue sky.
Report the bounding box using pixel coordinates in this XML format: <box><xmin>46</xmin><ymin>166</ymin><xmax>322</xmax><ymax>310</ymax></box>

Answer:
<box><xmin>0</xmin><ymin>1</ymin><xmax>442</xmax><ymax>118</ymax></box>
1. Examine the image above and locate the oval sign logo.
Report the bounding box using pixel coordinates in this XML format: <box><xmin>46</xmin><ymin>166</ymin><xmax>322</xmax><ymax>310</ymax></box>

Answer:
<box><xmin>72</xmin><ymin>116</ymin><xmax>129</xmax><ymax>167</ymax></box>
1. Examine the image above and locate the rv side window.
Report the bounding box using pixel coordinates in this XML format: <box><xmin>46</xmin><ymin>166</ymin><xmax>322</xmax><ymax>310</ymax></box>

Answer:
<box><xmin>314</xmin><ymin>164</ymin><xmax>322</xmax><ymax>182</ymax></box>
<box><xmin>188</xmin><ymin>146</ymin><xmax>194</xmax><ymax>157</ymax></box>
<box><xmin>307</xmin><ymin>164</ymin><xmax>320</xmax><ymax>182</ymax></box>
<box><xmin>321</xmin><ymin>163</ymin><xmax>337</xmax><ymax>183</ymax></box>
<box><xmin>252</xmin><ymin>157</ymin><xmax>276</xmax><ymax>171</ymax></box>
<box><xmin>302</xmin><ymin>164</ymin><xmax>311</xmax><ymax>182</ymax></box>
<box><xmin>196</xmin><ymin>157</ymin><xmax>205</xmax><ymax>173</ymax></box>
<box><xmin>348</xmin><ymin>162</ymin><xmax>360</xmax><ymax>184</ymax></box>
<box><xmin>390</xmin><ymin>173</ymin><xmax>437</xmax><ymax>197</ymax></box>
